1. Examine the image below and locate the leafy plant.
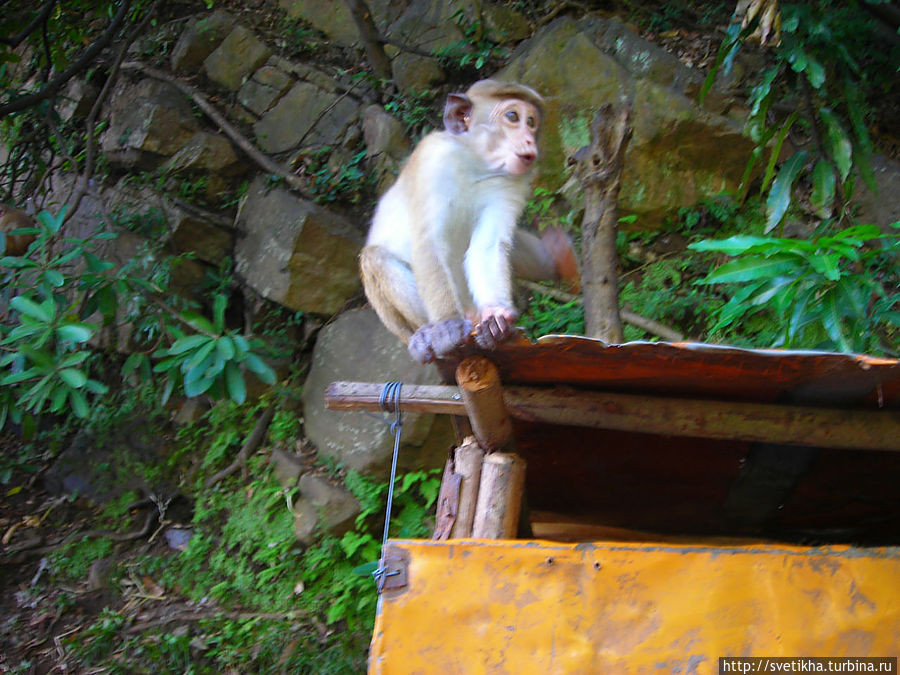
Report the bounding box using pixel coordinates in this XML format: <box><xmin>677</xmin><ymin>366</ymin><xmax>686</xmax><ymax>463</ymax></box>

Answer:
<box><xmin>690</xmin><ymin>222</ymin><xmax>899</xmax><ymax>353</ymax></box>
<box><xmin>149</xmin><ymin>293</ymin><xmax>277</xmax><ymax>405</ymax></box>
<box><xmin>434</xmin><ymin>9</ymin><xmax>508</xmax><ymax>73</ymax></box>
<box><xmin>520</xmin><ymin>293</ymin><xmax>585</xmax><ymax>339</ymax></box>
<box><xmin>307</xmin><ymin>147</ymin><xmax>374</xmax><ymax>204</ymax></box>
<box><xmin>702</xmin><ymin>1</ymin><xmax>893</xmax><ymax>232</ymax></box>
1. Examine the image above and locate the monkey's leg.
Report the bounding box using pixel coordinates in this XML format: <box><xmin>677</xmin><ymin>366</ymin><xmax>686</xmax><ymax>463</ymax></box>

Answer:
<box><xmin>360</xmin><ymin>246</ymin><xmax>428</xmax><ymax>344</ymax></box>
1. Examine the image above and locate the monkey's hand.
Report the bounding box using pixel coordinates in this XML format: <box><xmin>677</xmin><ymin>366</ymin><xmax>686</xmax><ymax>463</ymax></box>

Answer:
<box><xmin>408</xmin><ymin>319</ymin><xmax>474</xmax><ymax>364</ymax></box>
<box><xmin>474</xmin><ymin>306</ymin><xmax>519</xmax><ymax>349</ymax></box>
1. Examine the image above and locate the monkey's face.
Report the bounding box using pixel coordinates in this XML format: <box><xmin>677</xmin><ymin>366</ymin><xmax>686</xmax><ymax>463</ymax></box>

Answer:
<box><xmin>485</xmin><ymin>98</ymin><xmax>540</xmax><ymax>176</ymax></box>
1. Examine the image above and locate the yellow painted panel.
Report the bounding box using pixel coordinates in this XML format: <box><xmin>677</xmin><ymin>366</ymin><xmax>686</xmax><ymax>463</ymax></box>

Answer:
<box><xmin>369</xmin><ymin>539</ymin><xmax>900</xmax><ymax>674</ymax></box>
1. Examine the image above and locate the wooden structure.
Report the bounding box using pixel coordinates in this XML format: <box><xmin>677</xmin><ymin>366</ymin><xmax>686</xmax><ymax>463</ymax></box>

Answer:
<box><xmin>325</xmin><ymin>336</ymin><xmax>900</xmax><ymax>672</ymax></box>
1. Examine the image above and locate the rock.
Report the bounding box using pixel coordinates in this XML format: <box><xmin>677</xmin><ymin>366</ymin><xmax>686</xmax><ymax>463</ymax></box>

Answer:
<box><xmin>253</xmin><ymin>81</ymin><xmax>360</xmax><ymax>153</ymax></box>
<box><xmin>855</xmin><ymin>154</ymin><xmax>900</xmax><ymax>229</ymax></box>
<box><xmin>238</xmin><ymin>62</ymin><xmax>294</xmax><ymax>116</ymax></box>
<box><xmin>204</xmin><ymin>25</ymin><xmax>272</xmax><ymax>92</ymax></box>
<box><xmin>270</xmin><ymin>447</ymin><xmax>310</xmax><ymax>489</ymax></box>
<box><xmin>362</xmin><ymin>104</ymin><xmax>411</xmax><ymax>193</ymax></box>
<box><xmin>87</xmin><ymin>558</ymin><xmax>116</xmax><ymax>591</ymax></box>
<box><xmin>386</xmin><ymin>0</ymin><xmax>468</xmax><ymax>53</ymax></box>
<box><xmin>482</xmin><ymin>4</ymin><xmax>532</xmax><ymax>43</ymax></box>
<box><xmin>499</xmin><ymin>16</ymin><xmax>756</xmax><ymax>227</ymax></box>
<box><xmin>57</xmin><ymin>78</ymin><xmax>99</xmax><ymax>122</ymax></box>
<box><xmin>301</xmin><ymin>307</ymin><xmax>455</xmax><ymax>478</ymax></box>
<box><xmin>278</xmin><ymin>0</ymin><xmax>358</xmax><ymax>46</ymax></box>
<box><xmin>164</xmin><ymin>131</ymin><xmax>243</xmax><ymax>176</ymax></box>
<box><xmin>171</xmin><ymin>10</ymin><xmax>236</xmax><ymax>73</ymax></box>
<box><xmin>234</xmin><ymin>177</ymin><xmax>362</xmax><ymax>315</ymax></box>
<box><xmin>292</xmin><ymin>473</ymin><xmax>360</xmax><ymax>544</ymax></box>
<box><xmin>391</xmin><ymin>53</ymin><xmax>444</xmax><ymax>93</ymax></box>
<box><xmin>101</xmin><ymin>79</ymin><xmax>200</xmax><ymax>169</ymax></box>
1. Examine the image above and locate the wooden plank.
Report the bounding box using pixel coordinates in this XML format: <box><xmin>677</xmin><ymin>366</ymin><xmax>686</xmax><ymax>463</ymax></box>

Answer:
<box><xmin>472</xmin><ymin>453</ymin><xmax>526</xmax><ymax>539</ymax></box>
<box><xmin>324</xmin><ymin>381</ymin><xmax>900</xmax><ymax>452</ymax></box>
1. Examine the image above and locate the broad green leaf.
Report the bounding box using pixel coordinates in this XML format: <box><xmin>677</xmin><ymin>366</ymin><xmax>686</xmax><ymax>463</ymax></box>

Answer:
<box><xmin>225</xmin><ymin>362</ymin><xmax>246</xmax><ymax>405</ymax></box>
<box><xmin>69</xmin><ymin>389</ymin><xmax>89</xmax><ymax>418</ymax></box>
<box><xmin>50</xmin><ymin>386</ymin><xmax>68</xmax><ymax>412</ymax></box>
<box><xmin>10</xmin><ymin>296</ymin><xmax>53</xmax><ymax>323</ymax></box>
<box><xmin>184</xmin><ymin>340</ymin><xmax>216</xmax><ymax>372</ymax></box>
<box><xmin>52</xmin><ymin>246</ymin><xmax>83</xmax><ymax>267</ymax></box>
<box><xmin>699</xmin><ymin>255</ymin><xmax>798</xmax><ymax>285</ymax></box>
<box><xmin>810</xmin><ymin>160</ymin><xmax>835</xmax><ymax>219</ymax></box>
<box><xmin>821</xmin><ymin>292</ymin><xmax>850</xmax><ymax>352</ymax></box>
<box><xmin>168</xmin><ymin>334</ymin><xmax>210</xmax><ymax>355</ymax></box>
<box><xmin>84</xmin><ymin>379</ymin><xmax>109</xmax><ymax>395</ymax></box>
<box><xmin>161</xmin><ymin>378</ymin><xmax>175</xmax><ymax>406</ymax></box>
<box><xmin>232</xmin><ymin>335</ymin><xmax>250</xmax><ymax>356</ymax></box>
<box><xmin>56</xmin><ymin>323</ymin><xmax>95</xmax><ymax>343</ymax></box>
<box><xmin>58</xmin><ymin>368</ymin><xmax>87</xmax><ymax>388</ymax></box>
<box><xmin>181</xmin><ymin>311</ymin><xmax>216</xmax><ymax>335</ymax></box>
<box><xmin>216</xmin><ymin>335</ymin><xmax>235</xmax><ymax>361</ymax></box>
<box><xmin>44</xmin><ymin>269</ymin><xmax>65</xmax><ymax>288</ymax></box>
<box><xmin>37</xmin><ymin>207</ymin><xmax>66</xmax><ymax>234</ymax></box>
<box><xmin>213</xmin><ymin>294</ymin><xmax>227</xmax><ymax>334</ymax></box>
<box><xmin>819</xmin><ymin>109</ymin><xmax>852</xmax><ymax>182</ymax></box>
<box><xmin>765</xmin><ymin>151</ymin><xmax>807</xmax><ymax>233</ymax></box>
<box><xmin>809</xmin><ymin>253</ymin><xmax>841</xmax><ymax>281</ymax></box>
<box><xmin>761</xmin><ymin>113</ymin><xmax>797</xmax><ymax>194</ymax></box>
<box><xmin>0</xmin><ymin>256</ymin><xmax>38</xmax><ymax>268</ymax></box>
<box><xmin>243</xmin><ymin>353</ymin><xmax>277</xmax><ymax>384</ymax></box>
<box><xmin>58</xmin><ymin>352</ymin><xmax>90</xmax><ymax>367</ymax></box>
<box><xmin>184</xmin><ymin>374</ymin><xmax>215</xmax><ymax>397</ymax></box>
<box><xmin>689</xmin><ymin>235</ymin><xmax>776</xmax><ymax>256</ymax></box>
<box><xmin>804</xmin><ymin>55</ymin><xmax>825</xmax><ymax>89</ymax></box>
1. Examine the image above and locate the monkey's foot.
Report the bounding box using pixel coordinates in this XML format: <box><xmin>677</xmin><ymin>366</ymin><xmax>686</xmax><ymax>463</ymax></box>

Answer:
<box><xmin>408</xmin><ymin>319</ymin><xmax>473</xmax><ymax>364</ymax></box>
<box><xmin>474</xmin><ymin>312</ymin><xmax>517</xmax><ymax>349</ymax></box>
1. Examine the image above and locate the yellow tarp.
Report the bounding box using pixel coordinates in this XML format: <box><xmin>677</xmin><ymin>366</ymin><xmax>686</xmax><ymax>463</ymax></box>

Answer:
<box><xmin>369</xmin><ymin>539</ymin><xmax>900</xmax><ymax>674</ymax></box>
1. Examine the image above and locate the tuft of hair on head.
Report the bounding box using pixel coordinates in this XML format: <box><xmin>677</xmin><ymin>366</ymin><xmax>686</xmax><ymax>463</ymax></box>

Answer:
<box><xmin>464</xmin><ymin>79</ymin><xmax>544</xmax><ymax>114</ymax></box>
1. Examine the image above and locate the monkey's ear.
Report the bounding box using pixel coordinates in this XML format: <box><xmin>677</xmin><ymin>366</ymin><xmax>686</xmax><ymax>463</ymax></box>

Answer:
<box><xmin>443</xmin><ymin>93</ymin><xmax>473</xmax><ymax>134</ymax></box>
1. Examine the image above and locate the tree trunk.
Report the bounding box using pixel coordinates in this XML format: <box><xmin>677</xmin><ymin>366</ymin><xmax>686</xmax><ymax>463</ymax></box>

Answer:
<box><xmin>574</xmin><ymin>103</ymin><xmax>633</xmax><ymax>343</ymax></box>
<box><xmin>344</xmin><ymin>0</ymin><xmax>393</xmax><ymax>81</ymax></box>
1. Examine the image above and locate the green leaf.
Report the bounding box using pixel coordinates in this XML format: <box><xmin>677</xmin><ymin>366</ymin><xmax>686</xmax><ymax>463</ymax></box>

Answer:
<box><xmin>216</xmin><ymin>335</ymin><xmax>235</xmax><ymax>361</ymax></box>
<box><xmin>819</xmin><ymin>108</ymin><xmax>852</xmax><ymax>182</ymax></box>
<box><xmin>184</xmin><ymin>374</ymin><xmax>215</xmax><ymax>397</ymax></box>
<box><xmin>37</xmin><ymin>207</ymin><xmax>66</xmax><ymax>234</ymax></box>
<box><xmin>180</xmin><ymin>311</ymin><xmax>216</xmax><ymax>335</ymax></box>
<box><xmin>43</xmin><ymin>269</ymin><xmax>65</xmax><ymax>288</ymax></box>
<box><xmin>58</xmin><ymin>368</ymin><xmax>87</xmax><ymax>389</ymax></box>
<box><xmin>810</xmin><ymin>160</ymin><xmax>836</xmax><ymax>219</ymax></box>
<box><xmin>213</xmin><ymin>294</ymin><xmax>227</xmax><ymax>334</ymax></box>
<box><xmin>69</xmin><ymin>389</ymin><xmax>89</xmax><ymax>418</ymax></box>
<box><xmin>168</xmin><ymin>334</ymin><xmax>210</xmax><ymax>355</ymax></box>
<box><xmin>243</xmin><ymin>353</ymin><xmax>277</xmax><ymax>384</ymax></box>
<box><xmin>765</xmin><ymin>151</ymin><xmax>807</xmax><ymax>233</ymax></box>
<box><xmin>700</xmin><ymin>255</ymin><xmax>798</xmax><ymax>285</ymax></box>
<box><xmin>808</xmin><ymin>253</ymin><xmax>841</xmax><ymax>281</ymax></box>
<box><xmin>689</xmin><ymin>235</ymin><xmax>776</xmax><ymax>256</ymax></box>
<box><xmin>83</xmin><ymin>379</ymin><xmax>109</xmax><ymax>395</ymax></box>
<box><xmin>184</xmin><ymin>340</ymin><xmax>216</xmax><ymax>372</ymax></box>
<box><xmin>10</xmin><ymin>296</ymin><xmax>53</xmax><ymax>323</ymax></box>
<box><xmin>804</xmin><ymin>55</ymin><xmax>825</xmax><ymax>89</ymax></box>
<box><xmin>56</xmin><ymin>323</ymin><xmax>95</xmax><ymax>343</ymax></box>
<box><xmin>761</xmin><ymin>113</ymin><xmax>797</xmax><ymax>194</ymax></box>
<box><xmin>821</xmin><ymin>292</ymin><xmax>850</xmax><ymax>352</ymax></box>
<box><xmin>225</xmin><ymin>362</ymin><xmax>246</xmax><ymax>404</ymax></box>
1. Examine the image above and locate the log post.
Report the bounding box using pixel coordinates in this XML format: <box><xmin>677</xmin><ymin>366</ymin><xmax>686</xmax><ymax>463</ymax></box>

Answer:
<box><xmin>449</xmin><ymin>437</ymin><xmax>486</xmax><ymax>538</ymax></box>
<box><xmin>455</xmin><ymin>356</ymin><xmax>513</xmax><ymax>451</ymax></box>
<box><xmin>472</xmin><ymin>453</ymin><xmax>527</xmax><ymax>539</ymax></box>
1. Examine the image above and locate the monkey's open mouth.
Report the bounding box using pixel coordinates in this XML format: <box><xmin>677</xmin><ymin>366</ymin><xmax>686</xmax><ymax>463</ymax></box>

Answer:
<box><xmin>518</xmin><ymin>153</ymin><xmax>536</xmax><ymax>167</ymax></box>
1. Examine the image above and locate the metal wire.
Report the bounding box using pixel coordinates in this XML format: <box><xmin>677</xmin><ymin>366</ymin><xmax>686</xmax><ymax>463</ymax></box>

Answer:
<box><xmin>372</xmin><ymin>381</ymin><xmax>403</xmax><ymax>591</ymax></box>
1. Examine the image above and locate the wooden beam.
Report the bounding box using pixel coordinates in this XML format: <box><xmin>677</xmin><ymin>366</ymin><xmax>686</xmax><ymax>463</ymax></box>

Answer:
<box><xmin>324</xmin><ymin>381</ymin><xmax>900</xmax><ymax>452</ymax></box>
<box><xmin>455</xmin><ymin>356</ymin><xmax>513</xmax><ymax>450</ymax></box>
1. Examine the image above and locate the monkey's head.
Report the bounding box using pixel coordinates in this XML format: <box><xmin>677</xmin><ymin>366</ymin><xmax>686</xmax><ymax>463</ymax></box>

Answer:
<box><xmin>443</xmin><ymin>80</ymin><xmax>544</xmax><ymax>176</ymax></box>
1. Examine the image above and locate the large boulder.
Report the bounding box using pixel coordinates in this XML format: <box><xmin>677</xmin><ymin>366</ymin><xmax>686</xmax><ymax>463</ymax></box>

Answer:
<box><xmin>170</xmin><ymin>9</ymin><xmax>236</xmax><ymax>73</ymax></box>
<box><xmin>203</xmin><ymin>25</ymin><xmax>272</xmax><ymax>92</ymax></box>
<box><xmin>234</xmin><ymin>177</ymin><xmax>362</xmax><ymax>315</ymax></box>
<box><xmin>253</xmin><ymin>81</ymin><xmax>360</xmax><ymax>153</ymax></box>
<box><xmin>302</xmin><ymin>308</ymin><xmax>455</xmax><ymax>478</ymax></box>
<box><xmin>101</xmin><ymin>79</ymin><xmax>200</xmax><ymax>168</ymax></box>
<box><xmin>499</xmin><ymin>16</ymin><xmax>756</xmax><ymax>226</ymax></box>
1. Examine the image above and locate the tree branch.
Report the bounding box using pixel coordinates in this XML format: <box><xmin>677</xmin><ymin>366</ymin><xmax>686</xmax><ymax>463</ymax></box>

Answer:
<box><xmin>0</xmin><ymin>0</ymin><xmax>132</xmax><ymax>118</ymax></box>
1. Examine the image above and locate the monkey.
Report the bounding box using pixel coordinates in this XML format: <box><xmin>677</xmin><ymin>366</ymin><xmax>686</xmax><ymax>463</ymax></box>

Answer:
<box><xmin>360</xmin><ymin>80</ymin><xmax>579</xmax><ymax>364</ymax></box>
<box><xmin>0</xmin><ymin>203</ymin><xmax>37</xmax><ymax>257</ymax></box>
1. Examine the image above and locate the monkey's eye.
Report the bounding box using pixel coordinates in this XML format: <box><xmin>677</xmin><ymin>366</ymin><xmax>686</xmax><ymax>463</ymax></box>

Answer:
<box><xmin>527</xmin><ymin>116</ymin><xmax>537</xmax><ymax>129</ymax></box>
<box><xmin>505</xmin><ymin>110</ymin><xmax>519</xmax><ymax>123</ymax></box>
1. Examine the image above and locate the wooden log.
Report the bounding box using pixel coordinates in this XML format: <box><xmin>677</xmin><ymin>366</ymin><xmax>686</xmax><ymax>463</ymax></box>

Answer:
<box><xmin>472</xmin><ymin>453</ymin><xmax>526</xmax><ymax>539</ymax></box>
<box><xmin>324</xmin><ymin>381</ymin><xmax>900</xmax><ymax>452</ymax></box>
<box><xmin>455</xmin><ymin>356</ymin><xmax>513</xmax><ymax>450</ymax></box>
<box><xmin>450</xmin><ymin>437</ymin><xmax>486</xmax><ymax>539</ymax></box>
